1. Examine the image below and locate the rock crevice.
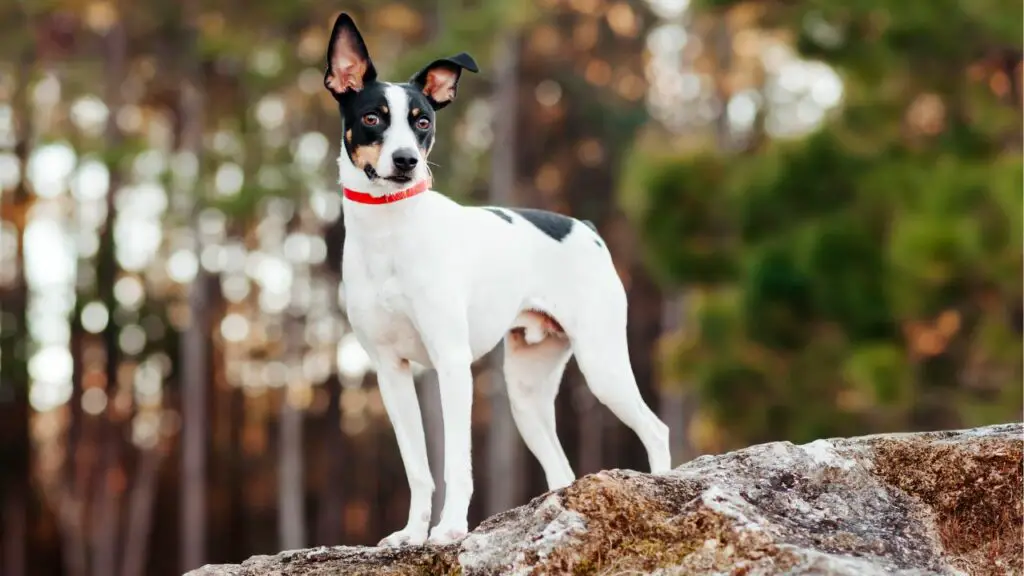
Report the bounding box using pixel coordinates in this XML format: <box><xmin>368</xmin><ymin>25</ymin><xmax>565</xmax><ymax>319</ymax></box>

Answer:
<box><xmin>188</xmin><ymin>423</ymin><xmax>1023</xmax><ymax>576</ymax></box>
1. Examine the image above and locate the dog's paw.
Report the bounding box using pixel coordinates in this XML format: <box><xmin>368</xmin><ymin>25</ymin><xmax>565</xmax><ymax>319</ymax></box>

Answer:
<box><xmin>378</xmin><ymin>527</ymin><xmax>428</xmax><ymax>547</ymax></box>
<box><xmin>426</xmin><ymin>523</ymin><xmax>468</xmax><ymax>545</ymax></box>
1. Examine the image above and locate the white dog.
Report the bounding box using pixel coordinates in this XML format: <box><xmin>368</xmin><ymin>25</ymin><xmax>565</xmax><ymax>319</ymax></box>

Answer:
<box><xmin>323</xmin><ymin>12</ymin><xmax>672</xmax><ymax>546</ymax></box>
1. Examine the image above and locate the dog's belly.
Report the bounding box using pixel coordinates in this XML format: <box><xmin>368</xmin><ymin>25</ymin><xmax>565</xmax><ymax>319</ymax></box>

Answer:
<box><xmin>349</xmin><ymin>296</ymin><xmax>511</xmax><ymax>368</ymax></box>
<box><xmin>347</xmin><ymin>283</ymin><xmax>518</xmax><ymax>368</ymax></box>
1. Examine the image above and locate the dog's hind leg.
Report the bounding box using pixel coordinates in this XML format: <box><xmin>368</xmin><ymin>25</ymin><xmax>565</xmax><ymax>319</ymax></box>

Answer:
<box><xmin>503</xmin><ymin>327</ymin><xmax>576</xmax><ymax>490</ymax></box>
<box><xmin>569</xmin><ymin>311</ymin><xmax>672</xmax><ymax>474</ymax></box>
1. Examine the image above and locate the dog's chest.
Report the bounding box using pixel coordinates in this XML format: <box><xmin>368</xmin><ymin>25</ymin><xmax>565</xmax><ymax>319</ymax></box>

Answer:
<box><xmin>343</xmin><ymin>235</ymin><xmax>429</xmax><ymax>363</ymax></box>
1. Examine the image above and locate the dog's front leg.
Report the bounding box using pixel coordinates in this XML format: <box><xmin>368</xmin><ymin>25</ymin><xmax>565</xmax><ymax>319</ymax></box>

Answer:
<box><xmin>426</xmin><ymin>345</ymin><xmax>474</xmax><ymax>545</ymax></box>
<box><xmin>374</xmin><ymin>353</ymin><xmax>434</xmax><ymax>547</ymax></box>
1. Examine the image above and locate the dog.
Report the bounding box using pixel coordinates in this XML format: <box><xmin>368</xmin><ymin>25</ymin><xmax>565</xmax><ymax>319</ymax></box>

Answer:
<box><xmin>323</xmin><ymin>12</ymin><xmax>672</xmax><ymax>546</ymax></box>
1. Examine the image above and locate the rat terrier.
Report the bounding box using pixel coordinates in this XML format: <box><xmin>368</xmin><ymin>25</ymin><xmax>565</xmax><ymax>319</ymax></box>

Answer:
<box><xmin>323</xmin><ymin>13</ymin><xmax>672</xmax><ymax>546</ymax></box>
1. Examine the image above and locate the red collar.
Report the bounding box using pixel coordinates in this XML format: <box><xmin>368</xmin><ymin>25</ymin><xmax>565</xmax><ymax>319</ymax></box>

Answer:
<box><xmin>343</xmin><ymin>179</ymin><xmax>430</xmax><ymax>205</ymax></box>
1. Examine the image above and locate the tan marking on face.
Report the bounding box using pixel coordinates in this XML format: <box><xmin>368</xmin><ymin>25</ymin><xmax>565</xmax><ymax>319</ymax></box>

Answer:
<box><xmin>345</xmin><ymin>129</ymin><xmax>352</xmax><ymax>143</ymax></box>
<box><xmin>326</xmin><ymin>30</ymin><xmax>368</xmax><ymax>94</ymax></box>
<box><xmin>381</xmin><ymin>105</ymin><xmax>388</xmax><ymax>114</ymax></box>
<box><xmin>352</xmin><ymin>143</ymin><xmax>382</xmax><ymax>169</ymax></box>
<box><xmin>411</xmin><ymin>107</ymin><xmax>421</xmax><ymax>116</ymax></box>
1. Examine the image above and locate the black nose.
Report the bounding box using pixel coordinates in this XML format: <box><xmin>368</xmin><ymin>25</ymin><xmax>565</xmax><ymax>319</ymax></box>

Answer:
<box><xmin>392</xmin><ymin>149</ymin><xmax>419</xmax><ymax>172</ymax></box>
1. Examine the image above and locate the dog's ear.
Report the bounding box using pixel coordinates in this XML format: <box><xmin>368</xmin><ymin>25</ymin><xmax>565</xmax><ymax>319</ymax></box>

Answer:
<box><xmin>410</xmin><ymin>53</ymin><xmax>479</xmax><ymax>110</ymax></box>
<box><xmin>324</xmin><ymin>13</ymin><xmax>377</xmax><ymax>99</ymax></box>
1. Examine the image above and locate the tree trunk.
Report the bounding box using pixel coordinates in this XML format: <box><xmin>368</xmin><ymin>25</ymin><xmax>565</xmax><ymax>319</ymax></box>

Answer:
<box><xmin>316</xmin><ymin>375</ymin><xmax>344</xmax><ymax>545</ymax></box>
<box><xmin>0</xmin><ymin>33</ymin><xmax>34</xmax><ymax>576</ymax></box>
<box><xmin>2</xmin><ymin>490</ymin><xmax>26</xmax><ymax>576</ymax></box>
<box><xmin>483</xmin><ymin>32</ymin><xmax>524</xmax><ymax>517</ymax></box>
<box><xmin>62</xmin><ymin>326</ymin><xmax>88</xmax><ymax>576</ymax></box>
<box><xmin>179</xmin><ymin>0</ymin><xmax>209</xmax><ymax>569</ymax></box>
<box><xmin>575</xmin><ymin>388</ymin><xmax>603</xmax><ymax>476</ymax></box>
<box><xmin>318</xmin><ymin>211</ymin><xmax>346</xmax><ymax>545</ymax></box>
<box><xmin>228</xmin><ymin>387</ymin><xmax>246</xmax><ymax>560</ymax></box>
<box><xmin>278</xmin><ymin>318</ymin><xmax>307</xmax><ymax>551</ymax></box>
<box><xmin>91</xmin><ymin>13</ymin><xmax>127</xmax><ymax>576</ymax></box>
<box><xmin>119</xmin><ymin>447</ymin><xmax>164</xmax><ymax>576</ymax></box>
<box><xmin>658</xmin><ymin>295</ymin><xmax>696</xmax><ymax>464</ymax></box>
<box><xmin>278</xmin><ymin>395</ymin><xmax>306</xmax><ymax>550</ymax></box>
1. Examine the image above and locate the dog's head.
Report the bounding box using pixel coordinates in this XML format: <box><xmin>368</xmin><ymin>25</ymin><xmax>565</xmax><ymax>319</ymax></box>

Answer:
<box><xmin>324</xmin><ymin>13</ymin><xmax>478</xmax><ymax>193</ymax></box>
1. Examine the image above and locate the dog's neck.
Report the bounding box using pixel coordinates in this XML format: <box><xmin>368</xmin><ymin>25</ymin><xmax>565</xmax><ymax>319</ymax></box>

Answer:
<box><xmin>338</xmin><ymin>148</ymin><xmax>429</xmax><ymax>235</ymax></box>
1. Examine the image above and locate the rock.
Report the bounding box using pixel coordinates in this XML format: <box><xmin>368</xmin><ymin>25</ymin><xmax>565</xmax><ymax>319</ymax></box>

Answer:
<box><xmin>186</xmin><ymin>423</ymin><xmax>1022</xmax><ymax>576</ymax></box>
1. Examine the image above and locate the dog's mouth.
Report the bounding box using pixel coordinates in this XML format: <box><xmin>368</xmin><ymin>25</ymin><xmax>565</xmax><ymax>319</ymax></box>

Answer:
<box><xmin>364</xmin><ymin>165</ymin><xmax>414</xmax><ymax>186</ymax></box>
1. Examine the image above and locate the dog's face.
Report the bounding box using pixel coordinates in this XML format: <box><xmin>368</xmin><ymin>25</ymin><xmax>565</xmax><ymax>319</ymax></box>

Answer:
<box><xmin>324</xmin><ymin>13</ymin><xmax>478</xmax><ymax>191</ymax></box>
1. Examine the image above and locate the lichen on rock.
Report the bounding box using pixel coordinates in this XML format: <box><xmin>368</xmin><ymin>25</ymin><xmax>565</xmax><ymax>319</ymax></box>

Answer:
<box><xmin>186</xmin><ymin>423</ymin><xmax>1022</xmax><ymax>576</ymax></box>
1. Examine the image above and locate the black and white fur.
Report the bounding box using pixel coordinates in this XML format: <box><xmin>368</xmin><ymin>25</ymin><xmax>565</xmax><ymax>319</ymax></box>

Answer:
<box><xmin>324</xmin><ymin>13</ymin><xmax>671</xmax><ymax>546</ymax></box>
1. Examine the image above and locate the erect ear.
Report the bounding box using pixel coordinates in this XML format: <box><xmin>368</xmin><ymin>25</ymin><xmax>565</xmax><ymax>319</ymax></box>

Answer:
<box><xmin>409</xmin><ymin>53</ymin><xmax>480</xmax><ymax>110</ymax></box>
<box><xmin>324</xmin><ymin>13</ymin><xmax>377</xmax><ymax>99</ymax></box>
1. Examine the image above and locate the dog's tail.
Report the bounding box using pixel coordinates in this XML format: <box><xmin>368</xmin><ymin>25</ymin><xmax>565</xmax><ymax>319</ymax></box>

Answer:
<box><xmin>580</xmin><ymin>219</ymin><xmax>606</xmax><ymax>249</ymax></box>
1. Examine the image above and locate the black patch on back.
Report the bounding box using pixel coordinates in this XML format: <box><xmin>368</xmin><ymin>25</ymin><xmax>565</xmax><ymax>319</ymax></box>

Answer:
<box><xmin>483</xmin><ymin>206</ymin><xmax>606</xmax><ymax>247</ymax></box>
<box><xmin>509</xmin><ymin>208</ymin><xmax>575</xmax><ymax>242</ymax></box>
<box><xmin>484</xmin><ymin>207</ymin><xmax>513</xmax><ymax>223</ymax></box>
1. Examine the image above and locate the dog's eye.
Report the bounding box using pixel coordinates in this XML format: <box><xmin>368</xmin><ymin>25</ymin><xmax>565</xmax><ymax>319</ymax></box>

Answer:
<box><xmin>362</xmin><ymin>113</ymin><xmax>381</xmax><ymax>127</ymax></box>
<box><xmin>415</xmin><ymin>117</ymin><xmax>431</xmax><ymax>130</ymax></box>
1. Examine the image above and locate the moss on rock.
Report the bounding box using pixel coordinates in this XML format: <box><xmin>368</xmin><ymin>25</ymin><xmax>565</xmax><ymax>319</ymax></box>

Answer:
<box><xmin>528</xmin><ymin>472</ymin><xmax>800</xmax><ymax>575</ymax></box>
<box><xmin>871</xmin><ymin>431</ymin><xmax>1023</xmax><ymax>576</ymax></box>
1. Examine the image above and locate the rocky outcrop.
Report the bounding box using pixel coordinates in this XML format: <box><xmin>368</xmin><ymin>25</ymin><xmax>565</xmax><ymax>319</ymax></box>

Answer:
<box><xmin>187</xmin><ymin>423</ymin><xmax>1022</xmax><ymax>576</ymax></box>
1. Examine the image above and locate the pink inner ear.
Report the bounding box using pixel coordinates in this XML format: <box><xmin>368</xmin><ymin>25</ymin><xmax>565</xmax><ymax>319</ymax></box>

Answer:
<box><xmin>423</xmin><ymin>67</ymin><xmax>458</xmax><ymax>103</ymax></box>
<box><xmin>326</xmin><ymin>31</ymin><xmax>367</xmax><ymax>93</ymax></box>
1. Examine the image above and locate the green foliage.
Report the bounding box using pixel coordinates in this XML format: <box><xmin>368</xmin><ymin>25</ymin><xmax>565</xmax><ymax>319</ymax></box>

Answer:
<box><xmin>633</xmin><ymin>1</ymin><xmax>1023</xmax><ymax>447</ymax></box>
<box><xmin>738</xmin><ymin>131</ymin><xmax>864</xmax><ymax>244</ymax></box>
<box><xmin>742</xmin><ymin>242</ymin><xmax>814</xmax><ymax>351</ymax></box>
<box><xmin>799</xmin><ymin>216</ymin><xmax>892</xmax><ymax>340</ymax></box>
<box><xmin>842</xmin><ymin>343</ymin><xmax>912</xmax><ymax>408</ymax></box>
<box><xmin>633</xmin><ymin>153</ymin><xmax>739</xmax><ymax>287</ymax></box>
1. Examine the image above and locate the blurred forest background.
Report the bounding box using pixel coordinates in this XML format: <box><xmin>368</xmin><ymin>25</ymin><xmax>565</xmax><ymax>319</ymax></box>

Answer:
<box><xmin>0</xmin><ymin>0</ymin><xmax>1020</xmax><ymax>574</ymax></box>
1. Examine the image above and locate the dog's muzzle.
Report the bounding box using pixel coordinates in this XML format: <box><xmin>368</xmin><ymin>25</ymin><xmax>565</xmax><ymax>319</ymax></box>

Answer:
<box><xmin>387</xmin><ymin>149</ymin><xmax>419</xmax><ymax>184</ymax></box>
